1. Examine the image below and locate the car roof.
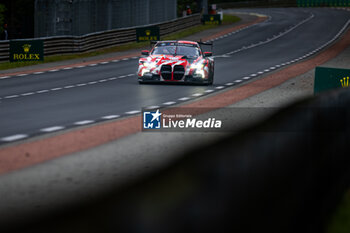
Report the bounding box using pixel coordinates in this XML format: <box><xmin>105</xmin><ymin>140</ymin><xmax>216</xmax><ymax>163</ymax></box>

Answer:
<box><xmin>156</xmin><ymin>40</ymin><xmax>199</xmax><ymax>46</ymax></box>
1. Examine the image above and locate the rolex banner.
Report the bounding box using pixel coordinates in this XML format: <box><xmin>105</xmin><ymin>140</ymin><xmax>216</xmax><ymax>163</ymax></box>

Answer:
<box><xmin>10</xmin><ymin>40</ymin><xmax>44</xmax><ymax>62</ymax></box>
<box><xmin>136</xmin><ymin>26</ymin><xmax>160</xmax><ymax>42</ymax></box>
<box><xmin>202</xmin><ymin>14</ymin><xmax>221</xmax><ymax>25</ymax></box>
<box><xmin>314</xmin><ymin>67</ymin><xmax>350</xmax><ymax>94</ymax></box>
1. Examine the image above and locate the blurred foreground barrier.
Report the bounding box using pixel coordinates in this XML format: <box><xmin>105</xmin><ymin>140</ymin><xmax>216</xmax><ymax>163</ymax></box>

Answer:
<box><xmin>3</xmin><ymin>88</ymin><xmax>350</xmax><ymax>233</ymax></box>
<box><xmin>0</xmin><ymin>14</ymin><xmax>200</xmax><ymax>62</ymax></box>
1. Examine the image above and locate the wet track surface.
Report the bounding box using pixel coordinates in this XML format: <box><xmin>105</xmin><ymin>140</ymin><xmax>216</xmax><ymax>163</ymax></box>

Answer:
<box><xmin>0</xmin><ymin>8</ymin><xmax>349</xmax><ymax>143</ymax></box>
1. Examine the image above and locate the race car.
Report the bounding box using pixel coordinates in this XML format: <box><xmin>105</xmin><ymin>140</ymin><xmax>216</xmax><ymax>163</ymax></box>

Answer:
<box><xmin>137</xmin><ymin>40</ymin><xmax>214</xmax><ymax>85</ymax></box>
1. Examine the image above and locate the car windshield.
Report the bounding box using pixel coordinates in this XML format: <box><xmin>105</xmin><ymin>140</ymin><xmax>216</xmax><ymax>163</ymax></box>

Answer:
<box><xmin>152</xmin><ymin>45</ymin><xmax>200</xmax><ymax>57</ymax></box>
<box><xmin>152</xmin><ymin>46</ymin><xmax>176</xmax><ymax>55</ymax></box>
<box><xmin>176</xmin><ymin>46</ymin><xmax>200</xmax><ymax>57</ymax></box>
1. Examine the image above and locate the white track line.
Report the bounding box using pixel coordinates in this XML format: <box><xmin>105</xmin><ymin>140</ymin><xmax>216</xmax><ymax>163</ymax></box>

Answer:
<box><xmin>16</xmin><ymin>74</ymin><xmax>28</xmax><ymax>77</ymax></box>
<box><xmin>21</xmin><ymin>92</ymin><xmax>34</xmax><ymax>96</ymax></box>
<box><xmin>163</xmin><ymin>101</ymin><xmax>176</xmax><ymax>105</ymax></box>
<box><xmin>74</xmin><ymin>120</ymin><xmax>94</xmax><ymax>125</ymax></box>
<box><xmin>125</xmin><ymin>110</ymin><xmax>141</xmax><ymax>114</ymax></box>
<box><xmin>40</xmin><ymin>126</ymin><xmax>65</xmax><ymax>132</ymax></box>
<box><xmin>1</xmin><ymin>134</ymin><xmax>28</xmax><ymax>142</ymax></box>
<box><xmin>101</xmin><ymin>115</ymin><xmax>120</xmax><ymax>120</ymax></box>
<box><xmin>36</xmin><ymin>90</ymin><xmax>49</xmax><ymax>94</ymax></box>
<box><xmin>4</xmin><ymin>95</ymin><xmax>19</xmax><ymax>99</ymax></box>
<box><xmin>145</xmin><ymin>106</ymin><xmax>160</xmax><ymax>109</ymax></box>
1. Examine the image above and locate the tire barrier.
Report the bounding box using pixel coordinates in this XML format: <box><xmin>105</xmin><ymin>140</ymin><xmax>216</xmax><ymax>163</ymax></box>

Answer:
<box><xmin>2</xmin><ymin>87</ymin><xmax>350</xmax><ymax>233</ymax></box>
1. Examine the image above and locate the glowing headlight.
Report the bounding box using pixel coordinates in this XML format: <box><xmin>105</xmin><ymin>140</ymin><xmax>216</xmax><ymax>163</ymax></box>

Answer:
<box><xmin>190</xmin><ymin>63</ymin><xmax>204</xmax><ymax>70</ymax></box>
<box><xmin>143</xmin><ymin>62</ymin><xmax>156</xmax><ymax>69</ymax></box>
<box><xmin>141</xmin><ymin>68</ymin><xmax>150</xmax><ymax>76</ymax></box>
<box><xmin>196</xmin><ymin>70</ymin><xmax>205</xmax><ymax>78</ymax></box>
<box><xmin>191</xmin><ymin>63</ymin><xmax>205</xmax><ymax>78</ymax></box>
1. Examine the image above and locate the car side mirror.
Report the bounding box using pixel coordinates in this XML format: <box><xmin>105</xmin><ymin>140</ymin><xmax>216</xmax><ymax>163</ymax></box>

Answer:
<box><xmin>141</xmin><ymin>50</ymin><xmax>149</xmax><ymax>56</ymax></box>
<box><xmin>204</xmin><ymin>52</ymin><xmax>212</xmax><ymax>57</ymax></box>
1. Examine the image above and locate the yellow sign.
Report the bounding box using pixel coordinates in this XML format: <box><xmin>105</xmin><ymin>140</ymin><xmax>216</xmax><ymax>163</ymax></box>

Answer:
<box><xmin>145</xmin><ymin>30</ymin><xmax>151</xmax><ymax>36</ymax></box>
<box><xmin>10</xmin><ymin>40</ymin><xmax>44</xmax><ymax>62</ymax></box>
<box><xmin>340</xmin><ymin>77</ymin><xmax>349</xmax><ymax>88</ymax></box>
<box><xmin>138</xmin><ymin>36</ymin><xmax>158</xmax><ymax>41</ymax></box>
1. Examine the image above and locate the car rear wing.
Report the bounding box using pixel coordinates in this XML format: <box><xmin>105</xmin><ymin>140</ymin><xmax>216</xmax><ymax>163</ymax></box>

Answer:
<box><xmin>197</xmin><ymin>41</ymin><xmax>213</xmax><ymax>51</ymax></box>
<box><xmin>150</xmin><ymin>40</ymin><xmax>159</xmax><ymax>48</ymax></box>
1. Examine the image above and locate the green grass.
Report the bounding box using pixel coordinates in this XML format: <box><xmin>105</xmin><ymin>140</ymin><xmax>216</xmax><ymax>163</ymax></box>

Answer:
<box><xmin>327</xmin><ymin>191</ymin><xmax>350</xmax><ymax>233</ymax></box>
<box><xmin>0</xmin><ymin>14</ymin><xmax>240</xmax><ymax>71</ymax></box>
<box><xmin>222</xmin><ymin>14</ymin><xmax>241</xmax><ymax>25</ymax></box>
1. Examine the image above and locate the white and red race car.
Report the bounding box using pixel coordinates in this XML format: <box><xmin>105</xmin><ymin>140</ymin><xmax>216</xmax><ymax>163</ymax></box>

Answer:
<box><xmin>137</xmin><ymin>40</ymin><xmax>214</xmax><ymax>85</ymax></box>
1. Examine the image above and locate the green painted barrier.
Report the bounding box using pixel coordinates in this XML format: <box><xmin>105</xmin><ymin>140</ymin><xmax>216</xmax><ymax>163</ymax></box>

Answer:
<box><xmin>9</xmin><ymin>40</ymin><xmax>44</xmax><ymax>62</ymax></box>
<box><xmin>314</xmin><ymin>66</ymin><xmax>350</xmax><ymax>94</ymax></box>
<box><xmin>136</xmin><ymin>26</ymin><xmax>160</xmax><ymax>42</ymax></box>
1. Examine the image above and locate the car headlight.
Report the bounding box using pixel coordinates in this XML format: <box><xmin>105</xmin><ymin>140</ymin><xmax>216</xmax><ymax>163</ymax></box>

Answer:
<box><xmin>190</xmin><ymin>63</ymin><xmax>204</xmax><ymax>70</ymax></box>
<box><xmin>191</xmin><ymin>63</ymin><xmax>205</xmax><ymax>78</ymax></box>
<box><xmin>141</xmin><ymin>68</ymin><xmax>151</xmax><ymax>76</ymax></box>
<box><xmin>143</xmin><ymin>62</ymin><xmax>156</xmax><ymax>69</ymax></box>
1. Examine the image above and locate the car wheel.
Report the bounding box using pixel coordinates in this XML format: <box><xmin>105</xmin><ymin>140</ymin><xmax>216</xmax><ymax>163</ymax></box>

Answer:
<box><xmin>208</xmin><ymin>71</ymin><xmax>214</xmax><ymax>85</ymax></box>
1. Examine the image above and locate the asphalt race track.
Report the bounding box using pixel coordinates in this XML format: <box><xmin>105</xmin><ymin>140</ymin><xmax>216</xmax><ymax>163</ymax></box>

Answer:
<box><xmin>0</xmin><ymin>8</ymin><xmax>349</xmax><ymax>143</ymax></box>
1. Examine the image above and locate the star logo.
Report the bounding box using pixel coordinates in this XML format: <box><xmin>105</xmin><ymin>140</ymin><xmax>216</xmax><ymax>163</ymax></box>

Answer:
<box><xmin>150</xmin><ymin>109</ymin><xmax>162</xmax><ymax>122</ymax></box>
<box><xmin>143</xmin><ymin>109</ymin><xmax>162</xmax><ymax>129</ymax></box>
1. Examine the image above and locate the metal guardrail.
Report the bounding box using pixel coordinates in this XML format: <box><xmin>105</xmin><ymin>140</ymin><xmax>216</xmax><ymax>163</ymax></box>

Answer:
<box><xmin>0</xmin><ymin>14</ymin><xmax>201</xmax><ymax>62</ymax></box>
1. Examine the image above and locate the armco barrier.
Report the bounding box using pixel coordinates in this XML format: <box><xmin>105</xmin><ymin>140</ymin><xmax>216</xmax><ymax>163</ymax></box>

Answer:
<box><xmin>0</xmin><ymin>14</ymin><xmax>201</xmax><ymax>62</ymax></box>
<box><xmin>2</xmin><ymin>88</ymin><xmax>349</xmax><ymax>232</ymax></box>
